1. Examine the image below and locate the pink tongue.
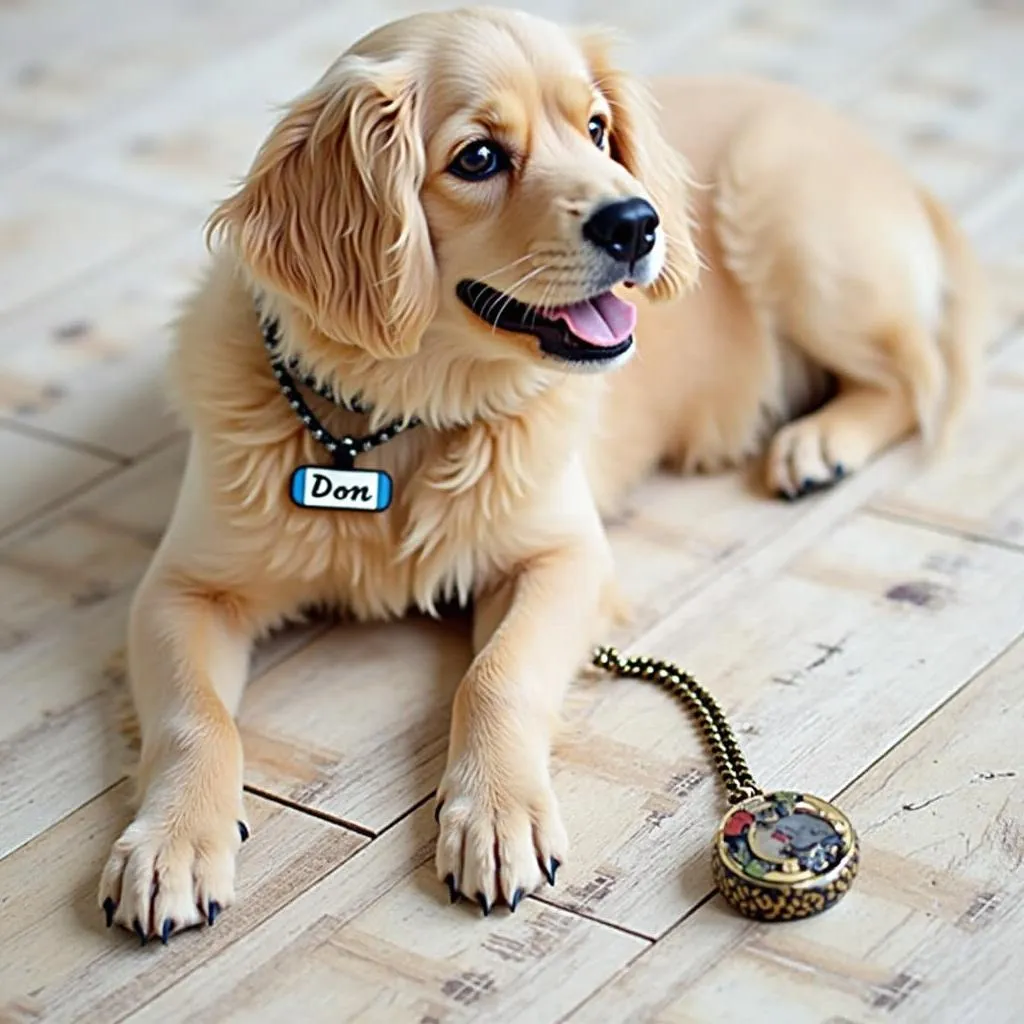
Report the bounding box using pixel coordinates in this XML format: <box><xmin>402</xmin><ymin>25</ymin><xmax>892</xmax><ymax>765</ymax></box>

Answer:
<box><xmin>550</xmin><ymin>292</ymin><xmax>637</xmax><ymax>346</ymax></box>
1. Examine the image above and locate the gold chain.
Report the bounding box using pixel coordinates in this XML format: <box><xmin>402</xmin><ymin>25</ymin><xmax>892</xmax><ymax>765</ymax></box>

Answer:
<box><xmin>592</xmin><ymin>646</ymin><xmax>761</xmax><ymax>804</ymax></box>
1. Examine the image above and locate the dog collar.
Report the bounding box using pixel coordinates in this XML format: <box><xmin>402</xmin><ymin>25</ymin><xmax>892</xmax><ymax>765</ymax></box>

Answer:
<box><xmin>260</xmin><ymin>315</ymin><xmax>419</xmax><ymax>513</ymax></box>
<box><xmin>260</xmin><ymin>315</ymin><xmax>420</xmax><ymax>469</ymax></box>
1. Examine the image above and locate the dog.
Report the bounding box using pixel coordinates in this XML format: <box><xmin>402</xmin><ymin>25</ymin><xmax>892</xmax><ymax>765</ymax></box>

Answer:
<box><xmin>98</xmin><ymin>6</ymin><xmax>987</xmax><ymax>941</ymax></box>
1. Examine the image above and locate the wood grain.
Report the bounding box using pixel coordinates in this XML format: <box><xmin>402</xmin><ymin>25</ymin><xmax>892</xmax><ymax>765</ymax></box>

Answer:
<box><xmin>538</xmin><ymin>512</ymin><xmax>1024</xmax><ymax>937</ymax></box>
<box><xmin>0</xmin><ymin>783</ymin><xmax>368</xmax><ymax>1024</ymax></box>
<box><xmin>565</xmin><ymin>633</ymin><xmax>1024</xmax><ymax>1024</ymax></box>
<box><xmin>0</xmin><ymin>229</ymin><xmax>203</xmax><ymax>458</ymax></box>
<box><xmin>872</xmin><ymin>331</ymin><xmax>1024</xmax><ymax>549</ymax></box>
<box><xmin>120</xmin><ymin>805</ymin><xmax>648</xmax><ymax>1024</ymax></box>
<box><xmin>0</xmin><ymin>425</ymin><xmax>116</xmax><ymax>536</ymax></box>
<box><xmin>0</xmin><ymin>173</ymin><xmax>181</xmax><ymax>319</ymax></box>
<box><xmin>0</xmin><ymin>442</ymin><xmax>320</xmax><ymax>856</ymax></box>
<box><xmin>0</xmin><ymin>0</ymin><xmax>1022</xmax><ymax>1021</ymax></box>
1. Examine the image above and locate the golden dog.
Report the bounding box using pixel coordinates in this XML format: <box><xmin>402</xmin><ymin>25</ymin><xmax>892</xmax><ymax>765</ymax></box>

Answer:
<box><xmin>99</xmin><ymin>6</ymin><xmax>986</xmax><ymax>940</ymax></box>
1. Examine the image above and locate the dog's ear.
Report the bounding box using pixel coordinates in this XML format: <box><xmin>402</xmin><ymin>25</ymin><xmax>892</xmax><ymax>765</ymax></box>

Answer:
<box><xmin>207</xmin><ymin>55</ymin><xmax>437</xmax><ymax>358</ymax></box>
<box><xmin>579</xmin><ymin>31</ymin><xmax>700</xmax><ymax>302</ymax></box>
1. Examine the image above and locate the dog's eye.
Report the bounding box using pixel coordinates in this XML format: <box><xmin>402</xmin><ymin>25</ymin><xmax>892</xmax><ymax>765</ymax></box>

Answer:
<box><xmin>449</xmin><ymin>139</ymin><xmax>509</xmax><ymax>181</ymax></box>
<box><xmin>588</xmin><ymin>115</ymin><xmax>608</xmax><ymax>149</ymax></box>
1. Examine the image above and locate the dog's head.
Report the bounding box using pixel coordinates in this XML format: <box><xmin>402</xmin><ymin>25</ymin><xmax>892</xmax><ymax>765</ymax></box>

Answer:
<box><xmin>209</xmin><ymin>8</ymin><xmax>699</xmax><ymax>374</ymax></box>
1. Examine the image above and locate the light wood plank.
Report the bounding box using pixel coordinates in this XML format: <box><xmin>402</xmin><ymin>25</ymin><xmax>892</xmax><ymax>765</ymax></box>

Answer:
<box><xmin>648</xmin><ymin>0</ymin><xmax>947</xmax><ymax>99</ymax></box>
<box><xmin>872</xmin><ymin>330</ymin><xmax>1024</xmax><ymax>548</ymax></box>
<box><xmin>0</xmin><ymin>0</ymin><xmax>335</xmax><ymax>145</ymax></box>
<box><xmin>0</xmin><ymin>426</ymin><xmax>115</xmax><ymax>535</ymax></box>
<box><xmin>22</xmin><ymin>2</ymin><xmax>425</xmax><ymax>212</ymax></box>
<box><xmin>0</xmin><ymin>173</ymin><xmax>182</xmax><ymax>319</ymax></box>
<box><xmin>240</xmin><ymin>615</ymin><xmax>470</xmax><ymax>833</ymax></box>
<box><xmin>0</xmin><ymin>783</ymin><xmax>368</xmax><ymax>1023</ymax></box>
<box><xmin>116</xmin><ymin>805</ymin><xmax>646</xmax><ymax>1024</ymax></box>
<box><xmin>844</xmin><ymin>0</ymin><xmax>1024</xmax><ymax>212</ymax></box>
<box><xmin>236</xmin><ymin>448</ymin><xmax>929</xmax><ymax>832</ymax></box>
<box><xmin>541</xmin><ymin>512</ymin><xmax>1024</xmax><ymax>937</ymax></box>
<box><xmin>0</xmin><ymin>228</ymin><xmax>204</xmax><ymax>458</ymax></box>
<box><xmin>565</xmin><ymin>633</ymin><xmax>1024</xmax><ymax>1024</ymax></box>
<box><xmin>0</xmin><ymin>442</ymin><xmax>320</xmax><ymax>856</ymax></box>
<box><xmin>237</xmin><ymin>505</ymin><xmax>1024</xmax><ymax>936</ymax></box>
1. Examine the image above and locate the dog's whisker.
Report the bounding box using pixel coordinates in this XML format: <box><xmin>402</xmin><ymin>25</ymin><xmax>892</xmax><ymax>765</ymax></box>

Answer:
<box><xmin>530</xmin><ymin>280</ymin><xmax>559</xmax><ymax>328</ymax></box>
<box><xmin>480</xmin><ymin>265</ymin><xmax>545</xmax><ymax>326</ymax></box>
<box><xmin>487</xmin><ymin>266</ymin><xmax>551</xmax><ymax>333</ymax></box>
<box><xmin>477</xmin><ymin>251</ymin><xmax>540</xmax><ymax>283</ymax></box>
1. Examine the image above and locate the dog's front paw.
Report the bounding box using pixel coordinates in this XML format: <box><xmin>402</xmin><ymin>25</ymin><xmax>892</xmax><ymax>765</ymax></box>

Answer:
<box><xmin>98</xmin><ymin>799</ymin><xmax>249</xmax><ymax>944</ymax></box>
<box><xmin>434</xmin><ymin>750</ymin><xmax>568</xmax><ymax>914</ymax></box>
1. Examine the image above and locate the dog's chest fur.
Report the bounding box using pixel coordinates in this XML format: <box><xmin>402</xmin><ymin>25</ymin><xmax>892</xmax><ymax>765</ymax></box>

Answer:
<box><xmin>172</xmin><ymin>278</ymin><xmax>598</xmax><ymax>621</ymax></box>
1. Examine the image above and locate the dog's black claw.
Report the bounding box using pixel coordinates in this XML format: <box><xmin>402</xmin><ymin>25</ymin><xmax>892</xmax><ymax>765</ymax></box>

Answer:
<box><xmin>238</xmin><ymin>821</ymin><xmax>250</xmax><ymax>843</ymax></box>
<box><xmin>434</xmin><ymin>800</ymin><xmax>444</xmax><ymax>824</ymax></box>
<box><xmin>102</xmin><ymin>897</ymin><xmax>116</xmax><ymax>928</ymax></box>
<box><xmin>207</xmin><ymin>900</ymin><xmax>221</xmax><ymax>926</ymax></box>
<box><xmin>445</xmin><ymin>873</ymin><xmax>459</xmax><ymax>904</ymax></box>
<box><xmin>160</xmin><ymin>919</ymin><xmax>174</xmax><ymax>945</ymax></box>
<box><xmin>133</xmin><ymin>918</ymin><xmax>147</xmax><ymax>946</ymax></box>
<box><xmin>509</xmin><ymin>888</ymin><xmax>524</xmax><ymax>913</ymax></box>
<box><xmin>476</xmin><ymin>893</ymin><xmax>491</xmax><ymax>917</ymax></box>
<box><xmin>543</xmin><ymin>858</ymin><xmax>561</xmax><ymax>886</ymax></box>
<box><xmin>833</xmin><ymin>463</ymin><xmax>846</xmax><ymax>479</ymax></box>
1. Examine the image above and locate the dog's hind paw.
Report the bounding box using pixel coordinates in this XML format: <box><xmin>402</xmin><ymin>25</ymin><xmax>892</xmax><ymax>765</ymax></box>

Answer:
<box><xmin>766</xmin><ymin>414</ymin><xmax>866</xmax><ymax>499</ymax></box>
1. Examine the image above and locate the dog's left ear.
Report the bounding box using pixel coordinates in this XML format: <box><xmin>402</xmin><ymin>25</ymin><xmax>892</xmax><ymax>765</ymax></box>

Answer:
<box><xmin>579</xmin><ymin>32</ymin><xmax>700</xmax><ymax>302</ymax></box>
<box><xmin>207</xmin><ymin>54</ymin><xmax>437</xmax><ymax>358</ymax></box>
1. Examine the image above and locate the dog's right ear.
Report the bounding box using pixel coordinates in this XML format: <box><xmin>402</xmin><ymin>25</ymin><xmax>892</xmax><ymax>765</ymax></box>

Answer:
<box><xmin>207</xmin><ymin>55</ymin><xmax>437</xmax><ymax>359</ymax></box>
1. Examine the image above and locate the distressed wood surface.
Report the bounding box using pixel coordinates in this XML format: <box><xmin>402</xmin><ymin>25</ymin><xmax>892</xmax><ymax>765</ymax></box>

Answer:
<box><xmin>0</xmin><ymin>425</ymin><xmax>116</xmax><ymax>537</ymax></box>
<box><xmin>565</xmin><ymin>633</ymin><xmax>1024</xmax><ymax>1024</ymax></box>
<box><xmin>0</xmin><ymin>229</ymin><xmax>202</xmax><ymax>458</ymax></box>
<box><xmin>0</xmin><ymin>0</ymin><xmax>1022</xmax><ymax>1021</ymax></box>
<box><xmin>121</xmin><ymin>806</ymin><xmax>648</xmax><ymax>1024</ymax></box>
<box><xmin>873</xmin><ymin>331</ymin><xmax>1024</xmax><ymax>550</ymax></box>
<box><xmin>0</xmin><ymin>783</ymin><xmax>368</xmax><ymax>1024</ymax></box>
<box><xmin>0</xmin><ymin>442</ymin><xmax>321</xmax><ymax>857</ymax></box>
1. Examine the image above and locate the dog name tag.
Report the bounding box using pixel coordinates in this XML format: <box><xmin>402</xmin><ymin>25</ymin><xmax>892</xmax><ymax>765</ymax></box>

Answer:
<box><xmin>290</xmin><ymin>466</ymin><xmax>392</xmax><ymax>512</ymax></box>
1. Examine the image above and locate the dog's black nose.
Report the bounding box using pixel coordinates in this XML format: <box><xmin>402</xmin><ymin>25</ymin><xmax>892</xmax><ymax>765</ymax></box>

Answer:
<box><xmin>583</xmin><ymin>198</ymin><xmax>659</xmax><ymax>264</ymax></box>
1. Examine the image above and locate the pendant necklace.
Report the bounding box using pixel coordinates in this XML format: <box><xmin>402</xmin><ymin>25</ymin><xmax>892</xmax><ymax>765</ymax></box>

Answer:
<box><xmin>592</xmin><ymin>646</ymin><xmax>859</xmax><ymax>921</ymax></box>
<box><xmin>261</xmin><ymin>315</ymin><xmax>419</xmax><ymax>513</ymax></box>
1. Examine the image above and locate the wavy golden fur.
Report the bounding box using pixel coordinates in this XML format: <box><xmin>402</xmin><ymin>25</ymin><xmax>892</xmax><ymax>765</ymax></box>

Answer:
<box><xmin>99</xmin><ymin>7</ymin><xmax>986</xmax><ymax>939</ymax></box>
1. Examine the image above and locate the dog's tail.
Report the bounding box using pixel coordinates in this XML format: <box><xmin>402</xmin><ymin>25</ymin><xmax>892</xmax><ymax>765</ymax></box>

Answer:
<box><xmin>919</xmin><ymin>188</ymin><xmax>989</xmax><ymax>450</ymax></box>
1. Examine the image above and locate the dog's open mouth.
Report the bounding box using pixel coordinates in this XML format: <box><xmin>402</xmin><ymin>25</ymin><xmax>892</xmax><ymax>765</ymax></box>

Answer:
<box><xmin>456</xmin><ymin>280</ymin><xmax>636</xmax><ymax>364</ymax></box>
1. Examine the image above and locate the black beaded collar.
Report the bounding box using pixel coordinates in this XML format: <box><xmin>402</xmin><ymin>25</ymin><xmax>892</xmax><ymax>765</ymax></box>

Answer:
<box><xmin>260</xmin><ymin>316</ymin><xmax>420</xmax><ymax>470</ymax></box>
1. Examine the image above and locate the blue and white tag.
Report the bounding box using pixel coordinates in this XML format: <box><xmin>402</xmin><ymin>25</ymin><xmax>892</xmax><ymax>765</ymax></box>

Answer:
<box><xmin>290</xmin><ymin>466</ymin><xmax>392</xmax><ymax>512</ymax></box>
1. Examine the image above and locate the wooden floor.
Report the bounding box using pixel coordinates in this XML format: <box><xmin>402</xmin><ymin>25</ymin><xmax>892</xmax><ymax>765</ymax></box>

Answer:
<box><xmin>1</xmin><ymin>0</ymin><xmax>1023</xmax><ymax>1021</ymax></box>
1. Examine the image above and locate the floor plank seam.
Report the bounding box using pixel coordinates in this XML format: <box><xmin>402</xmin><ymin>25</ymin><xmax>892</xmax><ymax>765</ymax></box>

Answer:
<box><xmin>864</xmin><ymin>505</ymin><xmax>1024</xmax><ymax>558</ymax></box>
<box><xmin>0</xmin><ymin>775</ymin><xmax>129</xmax><ymax>863</ymax></box>
<box><xmin>0</xmin><ymin>415</ymin><xmax>132</xmax><ymax>466</ymax></box>
<box><xmin>529</xmin><ymin>891</ymin><xmax>665</xmax><ymax>944</ymax></box>
<box><xmin>552</xmin><ymin>891</ymin><xmax>721</xmax><ymax>1024</ymax></box>
<box><xmin>241</xmin><ymin>784</ymin><xmax>377</xmax><ymax>839</ymax></box>
<box><xmin>0</xmin><ymin>459</ymin><xmax>127</xmax><ymax>546</ymax></box>
<box><xmin>827</xmin><ymin>622</ymin><xmax>1024</xmax><ymax>813</ymax></box>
